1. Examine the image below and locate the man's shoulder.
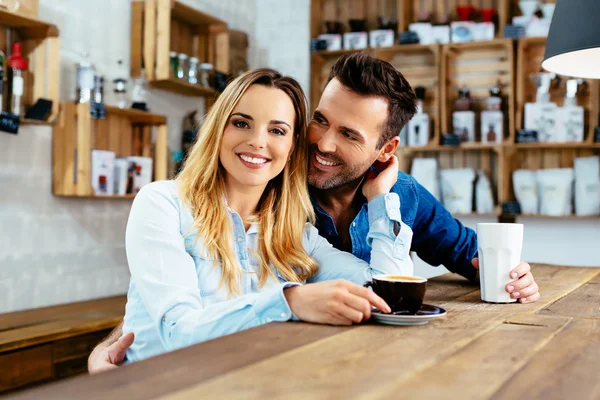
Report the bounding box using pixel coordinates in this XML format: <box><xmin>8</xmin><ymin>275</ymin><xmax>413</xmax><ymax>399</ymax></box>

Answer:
<box><xmin>391</xmin><ymin>170</ymin><xmax>417</xmax><ymax>192</ymax></box>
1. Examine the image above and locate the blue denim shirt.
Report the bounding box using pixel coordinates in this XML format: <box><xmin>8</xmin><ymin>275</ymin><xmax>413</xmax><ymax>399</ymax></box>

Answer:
<box><xmin>312</xmin><ymin>170</ymin><xmax>478</xmax><ymax>281</ymax></box>
<box><xmin>123</xmin><ymin>180</ymin><xmax>414</xmax><ymax>362</ymax></box>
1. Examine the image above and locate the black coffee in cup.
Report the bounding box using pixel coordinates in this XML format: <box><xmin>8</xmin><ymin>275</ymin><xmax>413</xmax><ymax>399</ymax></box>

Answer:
<box><xmin>364</xmin><ymin>275</ymin><xmax>427</xmax><ymax>315</ymax></box>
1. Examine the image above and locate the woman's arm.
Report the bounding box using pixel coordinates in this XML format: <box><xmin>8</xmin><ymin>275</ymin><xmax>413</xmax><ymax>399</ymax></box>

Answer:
<box><xmin>126</xmin><ymin>182</ymin><xmax>297</xmax><ymax>351</ymax></box>
<box><xmin>307</xmin><ymin>192</ymin><xmax>414</xmax><ymax>285</ymax></box>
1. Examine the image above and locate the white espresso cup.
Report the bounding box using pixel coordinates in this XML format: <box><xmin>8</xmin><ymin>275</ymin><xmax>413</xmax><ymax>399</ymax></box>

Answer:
<box><xmin>476</xmin><ymin>223</ymin><xmax>524</xmax><ymax>303</ymax></box>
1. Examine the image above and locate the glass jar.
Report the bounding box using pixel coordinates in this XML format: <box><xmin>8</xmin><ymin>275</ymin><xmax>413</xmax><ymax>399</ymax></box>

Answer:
<box><xmin>169</xmin><ymin>51</ymin><xmax>178</xmax><ymax>78</ymax></box>
<box><xmin>199</xmin><ymin>63</ymin><xmax>213</xmax><ymax>88</ymax></box>
<box><xmin>177</xmin><ymin>53</ymin><xmax>189</xmax><ymax>80</ymax></box>
<box><xmin>76</xmin><ymin>52</ymin><xmax>95</xmax><ymax>104</ymax></box>
<box><xmin>188</xmin><ymin>57</ymin><xmax>199</xmax><ymax>84</ymax></box>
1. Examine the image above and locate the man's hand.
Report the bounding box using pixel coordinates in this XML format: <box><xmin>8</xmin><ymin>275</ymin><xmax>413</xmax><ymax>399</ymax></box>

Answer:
<box><xmin>362</xmin><ymin>155</ymin><xmax>399</xmax><ymax>202</ymax></box>
<box><xmin>472</xmin><ymin>258</ymin><xmax>541</xmax><ymax>303</ymax></box>
<box><xmin>88</xmin><ymin>332</ymin><xmax>134</xmax><ymax>374</ymax></box>
<box><xmin>284</xmin><ymin>280</ymin><xmax>391</xmax><ymax>325</ymax></box>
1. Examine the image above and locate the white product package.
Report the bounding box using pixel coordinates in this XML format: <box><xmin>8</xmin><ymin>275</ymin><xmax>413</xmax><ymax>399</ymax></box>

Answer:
<box><xmin>114</xmin><ymin>158</ymin><xmax>129</xmax><ymax>196</ymax></box>
<box><xmin>574</xmin><ymin>156</ymin><xmax>600</xmax><ymax>216</ymax></box>
<box><xmin>512</xmin><ymin>169</ymin><xmax>538</xmax><ymax>214</ymax></box>
<box><xmin>127</xmin><ymin>156</ymin><xmax>153</xmax><ymax>194</ymax></box>
<box><xmin>410</xmin><ymin>158</ymin><xmax>440</xmax><ymax>200</ymax></box>
<box><xmin>440</xmin><ymin>168</ymin><xmax>475</xmax><ymax>214</ymax></box>
<box><xmin>91</xmin><ymin>150</ymin><xmax>115</xmax><ymax>196</ymax></box>
<box><xmin>475</xmin><ymin>170</ymin><xmax>494</xmax><ymax>214</ymax></box>
<box><xmin>536</xmin><ymin>168</ymin><xmax>575</xmax><ymax>216</ymax></box>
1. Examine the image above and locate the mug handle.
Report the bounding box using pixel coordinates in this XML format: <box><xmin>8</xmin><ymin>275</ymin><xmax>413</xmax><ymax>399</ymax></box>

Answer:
<box><xmin>363</xmin><ymin>281</ymin><xmax>373</xmax><ymax>289</ymax></box>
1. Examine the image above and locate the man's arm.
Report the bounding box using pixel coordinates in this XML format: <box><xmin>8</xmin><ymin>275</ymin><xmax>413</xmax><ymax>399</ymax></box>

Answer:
<box><xmin>88</xmin><ymin>319</ymin><xmax>134</xmax><ymax>374</ymax></box>
<box><xmin>408</xmin><ymin>177</ymin><xmax>479</xmax><ymax>281</ymax></box>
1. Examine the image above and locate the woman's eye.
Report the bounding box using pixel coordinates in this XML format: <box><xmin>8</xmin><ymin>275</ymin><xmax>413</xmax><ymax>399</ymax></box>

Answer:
<box><xmin>271</xmin><ymin>128</ymin><xmax>286</xmax><ymax>136</ymax></box>
<box><xmin>233</xmin><ymin>120</ymin><xmax>249</xmax><ymax>129</ymax></box>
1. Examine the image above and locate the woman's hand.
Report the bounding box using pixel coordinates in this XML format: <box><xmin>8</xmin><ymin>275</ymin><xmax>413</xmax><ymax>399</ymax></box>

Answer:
<box><xmin>284</xmin><ymin>280</ymin><xmax>391</xmax><ymax>325</ymax></box>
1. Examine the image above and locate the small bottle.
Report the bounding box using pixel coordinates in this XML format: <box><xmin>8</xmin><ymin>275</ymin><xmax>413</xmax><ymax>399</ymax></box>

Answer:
<box><xmin>76</xmin><ymin>52</ymin><xmax>95</xmax><ymax>104</ymax></box>
<box><xmin>113</xmin><ymin>59</ymin><xmax>128</xmax><ymax>109</ymax></box>
<box><xmin>93</xmin><ymin>75</ymin><xmax>104</xmax><ymax>103</ymax></box>
<box><xmin>9</xmin><ymin>42</ymin><xmax>28</xmax><ymax>116</ymax></box>
<box><xmin>188</xmin><ymin>57</ymin><xmax>199</xmax><ymax>84</ymax></box>
<box><xmin>524</xmin><ymin>73</ymin><xmax>558</xmax><ymax>142</ymax></box>
<box><xmin>131</xmin><ymin>69</ymin><xmax>149</xmax><ymax>111</ymax></box>
<box><xmin>481</xmin><ymin>86</ymin><xmax>503</xmax><ymax>144</ymax></box>
<box><xmin>199</xmin><ymin>63</ymin><xmax>213</xmax><ymax>88</ymax></box>
<box><xmin>407</xmin><ymin>86</ymin><xmax>430</xmax><ymax>147</ymax></box>
<box><xmin>169</xmin><ymin>51</ymin><xmax>178</xmax><ymax>78</ymax></box>
<box><xmin>177</xmin><ymin>54</ymin><xmax>188</xmax><ymax>80</ymax></box>
<box><xmin>453</xmin><ymin>87</ymin><xmax>475</xmax><ymax>143</ymax></box>
<box><xmin>557</xmin><ymin>79</ymin><xmax>584</xmax><ymax>142</ymax></box>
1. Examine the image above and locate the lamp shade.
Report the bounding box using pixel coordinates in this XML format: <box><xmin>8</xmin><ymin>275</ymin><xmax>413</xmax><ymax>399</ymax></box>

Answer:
<box><xmin>542</xmin><ymin>0</ymin><xmax>600</xmax><ymax>79</ymax></box>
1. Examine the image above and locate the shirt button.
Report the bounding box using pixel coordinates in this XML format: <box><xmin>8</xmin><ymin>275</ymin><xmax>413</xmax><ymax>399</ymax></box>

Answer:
<box><xmin>266</xmin><ymin>317</ymin><xmax>273</xmax><ymax>322</ymax></box>
<box><xmin>352</xmin><ymin>222</ymin><xmax>356</xmax><ymax>227</ymax></box>
<box><xmin>280</xmin><ymin>312</ymin><xmax>287</xmax><ymax>318</ymax></box>
<box><xmin>237</xmin><ymin>237</ymin><xmax>243</xmax><ymax>242</ymax></box>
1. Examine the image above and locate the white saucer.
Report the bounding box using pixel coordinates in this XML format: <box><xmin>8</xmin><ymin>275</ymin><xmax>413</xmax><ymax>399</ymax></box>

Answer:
<box><xmin>371</xmin><ymin>304</ymin><xmax>447</xmax><ymax>326</ymax></box>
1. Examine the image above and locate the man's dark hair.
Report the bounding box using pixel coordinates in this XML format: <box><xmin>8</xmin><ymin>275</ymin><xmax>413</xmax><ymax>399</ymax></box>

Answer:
<box><xmin>326</xmin><ymin>52</ymin><xmax>417</xmax><ymax>148</ymax></box>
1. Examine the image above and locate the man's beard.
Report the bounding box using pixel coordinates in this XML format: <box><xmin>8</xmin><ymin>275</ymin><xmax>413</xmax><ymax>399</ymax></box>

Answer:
<box><xmin>307</xmin><ymin>146</ymin><xmax>372</xmax><ymax>190</ymax></box>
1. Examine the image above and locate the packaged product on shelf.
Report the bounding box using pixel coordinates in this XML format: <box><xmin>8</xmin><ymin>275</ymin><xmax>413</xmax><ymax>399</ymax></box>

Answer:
<box><xmin>475</xmin><ymin>170</ymin><xmax>494</xmax><ymax>213</ymax></box>
<box><xmin>440</xmin><ymin>168</ymin><xmax>475</xmax><ymax>214</ymax></box>
<box><xmin>127</xmin><ymin>156</ymin><xmax>153</xmax><ymax>194</ymax></box>
<box><xmin>91</xmin><ymin>150</ymin><xmax>116</xmax><ymax>196</ymax></box>
<box><xmin>536</xmin><ymin>168</ymin><xmax>575</xmax><ymax>216</ymax></box>
<box><xmin>574</xmin><ymin>156</ymin><xmax>600</xmax><ymax>216</ymax></box>
<box><xmin>410</xmin><ymin>158</ymin><xmax>440</xmax><ymax>200</ymax></box>
<box><xmin>512</xmin><ymin>169</ymin><xmax>538</xmax><ymax>214</ymax></box>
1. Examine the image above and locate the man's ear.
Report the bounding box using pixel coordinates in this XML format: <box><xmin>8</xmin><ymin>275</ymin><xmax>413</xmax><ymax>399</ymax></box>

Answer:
<box><xmin>376</xmin><ymin>136</ymin><xmax>400</xmax><ymax>162</ymax></box>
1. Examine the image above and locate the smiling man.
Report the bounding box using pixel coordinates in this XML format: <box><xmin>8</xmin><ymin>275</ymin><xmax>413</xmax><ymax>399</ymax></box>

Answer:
<box><xmin>88</xmin><ymin>52</ymin><xmax>540</xmax><ymax>373</ymax></box>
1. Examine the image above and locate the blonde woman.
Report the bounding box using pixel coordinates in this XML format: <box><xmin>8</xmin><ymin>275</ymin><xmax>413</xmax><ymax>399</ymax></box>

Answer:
<box><xmin>123</xmin><ymin>68</ymin><xmax>413</xmax><ymax>362</ymax></box>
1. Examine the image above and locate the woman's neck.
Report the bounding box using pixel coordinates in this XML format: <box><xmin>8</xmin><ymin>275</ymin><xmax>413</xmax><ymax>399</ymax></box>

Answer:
<box><xmin>224</xmin><ymin>179</ymin><xmax>266</xmax><ymax>222</ymax></box>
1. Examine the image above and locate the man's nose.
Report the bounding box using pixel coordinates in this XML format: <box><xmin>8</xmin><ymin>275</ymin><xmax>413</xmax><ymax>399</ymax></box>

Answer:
<box><xmin>317</xmin><ymin>128</ymin><xmax>337</xmax><ymax>154</ymax></box>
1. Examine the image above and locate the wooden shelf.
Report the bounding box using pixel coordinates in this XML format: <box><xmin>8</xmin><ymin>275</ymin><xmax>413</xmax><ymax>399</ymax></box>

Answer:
<box><xmin>170</xmin><ymin>1</ymin><xmax>225</xmax><ymax>26</ymax></box>
<box><xmin>0</xmin><ymin>8</ymin><xmax>58</xmax><ymax>39</ymax></box>
<box><xmin>53</xmin><ymin>103</ymin><xmax>168</xmax><ymax>198</ymax></box>
<box><xmin>131</xmin><ymin>0</ymin><xmax>229</xmax><ymax>99</ymax></box>
<box><xmin>104</xmin><ymin>105</ymin><xmax>167</xmax><ymax>125</ymax></box>
<box><xmin>311</xmin><ymin>48</ymin><xmax>368</xmax><ymax>58</ymax></box>
<box><xmin>150</xmin><ymin>78</ymin><xmax>217</xmax><ymax>98</ymax></box>
<box><xmin>444</xmin><ymin>38</ymin><xmax>514</xmax><ymax>51</ymax></box>
<box><xmin>513</xmin><ymin>214</ymin><xmax>600</xmax><ymax>219</ymax></box>
<box><xmin>21</xmin><ymin>118</ymin><xmax>55</xmax><ymax>126</ymax></box>
<box><xmin>513</xmin><ymin>142</ymin><xmax>600</xmax><ymax>150</ymax></box>
<box><xmin>55</xmin><ymin>194</ymin><xmax>136</xmax><ymax>200</ymax></box>
<box><xmin>453</xmin><ymin>211</ymin><xmax>501</xmax><ymax>218</ymax></box>
<box><xmin>403</xmin><ymin>143</ymin><xmax>501</xmax><ymax>152</ymax></box>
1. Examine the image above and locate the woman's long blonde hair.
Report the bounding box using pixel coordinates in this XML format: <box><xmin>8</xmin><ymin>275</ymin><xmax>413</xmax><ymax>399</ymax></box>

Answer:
<box><xmin>177</xmin><ymin>69</ymin><xmax>318</xmax><ymax>296</ymax></box>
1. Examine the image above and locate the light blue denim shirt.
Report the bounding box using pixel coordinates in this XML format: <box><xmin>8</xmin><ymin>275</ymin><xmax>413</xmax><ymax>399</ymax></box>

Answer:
<box><xmin>123</xmin><ymin>180</ymin><xmax>413</xmax><ymax>362</ymax></box>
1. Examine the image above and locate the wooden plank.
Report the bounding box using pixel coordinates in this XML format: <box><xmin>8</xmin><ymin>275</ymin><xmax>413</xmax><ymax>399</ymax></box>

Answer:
<box><xmin>142</xmin><ymin>126</ymin><xmax>152</xmax><ymax>157</ymax></box>
<box><xmin>144</xmin><ymin>0</ymin><xmax>157</xmax><ymax>80</ymax></box>
<box><xmin>159</xmin><ymin>266</ymin><xmax>590</xmax><ymax>400</ymax></box>
<box><xmin>310</xmin><ymin>0</ymin><xmax>322</xmax><ymax>38</ymax></box>
<box><xmin>52</xmin><ymin>105</ymin><xmax>65</xmax><ymax>195</ymax></box>
<box><xmin>372</xmin><ymin>314</ymin><xmax>572</xmax><ymax>399</ymax></box>
<box><xmin>75</xmin><ymin>102</ymin><xmax>92</xmax><ymax>196</ymax></box>
<box><xmin>107</xmin><ymin>114</ymin><xmax>121</xmax><ymax>156</ymax></box>
<box><xmin>154</xmin><ymin>124</ymin><xmax>168</xmax><ymax>180</ymax></box>
<box><xmin>490</xmin><ymin>318</ymin><xmax>600</xmax><ymax>400</ymax></box>
<box><xmin>130</xmin><ymin>1</ymin><xmax>143</xmax><ymax>78</ymax></box>
<box><xmin>215</xmin><ymin>31</ymin><xmax>229</xmax><ymax>73</ymax></box>
<box><xmin>120</xmin><ymin>117</ymin><xmax>133</xmax><ymax>158</ymax></box>
<box><xmin>47</xmin><ymin>37</ymin><xmax>60</xmax><ymax>120</ymax></box>
<box><xmin>9</xmin><ymin>324</ymin><xmax>351</xmax><ymax>400</ymax></box>
<box><xmin>0</xmin><ymin>345</ymin><xmax>52</xmax><ymax>392</ymax></box>
<box><xmin>538</xmin><ymin>274</ymin><xmax>600</xmax><ymax>319</ymax></box>
<box><xmin>156</xmin><ymin>0</ymin><xmax>171</xmax><ymax>79</ymax></box>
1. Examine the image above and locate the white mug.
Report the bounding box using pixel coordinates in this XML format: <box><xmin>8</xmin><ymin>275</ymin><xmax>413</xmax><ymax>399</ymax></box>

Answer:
<box><xmin>476</xmin><ymin>223</ymin><xmax>524</xmax><ymax>303</ymax></box>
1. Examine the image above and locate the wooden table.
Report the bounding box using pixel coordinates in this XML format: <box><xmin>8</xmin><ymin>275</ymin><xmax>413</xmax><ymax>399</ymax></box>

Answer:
<box><xmin>7</xmin><ymin>264</ymin><xmax>600</xmax><ymax>400</ymax></box>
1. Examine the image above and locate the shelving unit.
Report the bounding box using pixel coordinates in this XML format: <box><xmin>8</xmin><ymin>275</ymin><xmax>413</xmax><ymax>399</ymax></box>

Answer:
<box><xmin>52</xmin><ymin>103</ymin><xmax>168</xmax><ymax>198</ymax></box>
<box><xmin>0</xmin><ymin>8</ymin><xmax>60</xmax><ymax>122</ymax></box>
<box><xmin>310</xmin><ymin>1</ymin><xmax>600</xmax><ymax>220</ymax></box>
<box><xmin>130</xmin><ymin>0</ymin><xmax>228</xmax><ymax>98</ymax></box>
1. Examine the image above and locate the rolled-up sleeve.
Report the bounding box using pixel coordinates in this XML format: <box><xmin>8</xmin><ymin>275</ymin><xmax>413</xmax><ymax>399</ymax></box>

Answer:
<box><xmin>306</xmin><ymin>193</ymin><xmax>414</xmax><ymax>285</ymax></box>
<box><xmin>126</xmin><ymin>182</ymin><xmax>296</xmax><ymax>351</ymax></box>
